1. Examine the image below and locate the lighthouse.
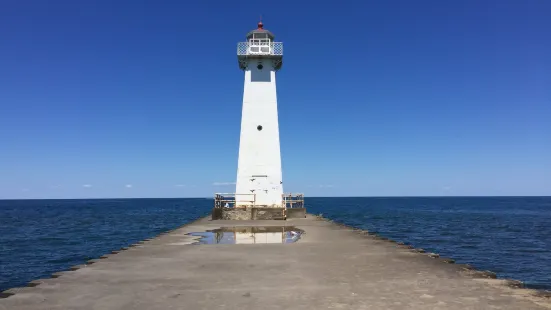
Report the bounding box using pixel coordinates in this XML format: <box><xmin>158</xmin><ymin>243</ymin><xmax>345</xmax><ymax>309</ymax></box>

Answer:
<box><xmin>235</xmin><ymin>21</ymin><xmax>284</xmax><ymax>208</ymax></box>
<box><xmin>212</xmin><ymin>21</ymin><xmax>304</xmax><ymax>220</ymax></box>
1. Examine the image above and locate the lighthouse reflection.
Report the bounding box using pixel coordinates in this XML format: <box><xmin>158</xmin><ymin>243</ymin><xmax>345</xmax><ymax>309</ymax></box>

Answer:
<box><xmin>189</xmin><ymin>226</ymin><xmax>303</xmax><ymax>244</ymax></box>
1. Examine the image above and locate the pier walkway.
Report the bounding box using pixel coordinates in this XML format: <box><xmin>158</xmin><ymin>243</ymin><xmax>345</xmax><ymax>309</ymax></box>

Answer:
<box><xmin>1</xmin><ymin>215</ymin><xmax>549</xmax><ymax>309</ymax></box>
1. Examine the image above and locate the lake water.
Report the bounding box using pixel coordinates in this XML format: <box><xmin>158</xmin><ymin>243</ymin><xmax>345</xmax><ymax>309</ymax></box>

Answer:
<box><xmin>1</xmin><ymin>197</ymin><xmax>550</xmax><ymax>292</ymax></box>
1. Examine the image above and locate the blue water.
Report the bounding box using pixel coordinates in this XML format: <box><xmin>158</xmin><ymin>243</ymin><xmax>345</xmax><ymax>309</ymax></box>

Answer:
<box><xmin>1</xmin><ymin>197</ymin><xmax>550</xmax><ymax>292</ymax></box>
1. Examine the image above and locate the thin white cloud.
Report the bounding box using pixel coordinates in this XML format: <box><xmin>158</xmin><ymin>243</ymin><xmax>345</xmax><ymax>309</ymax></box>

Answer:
<box><xmin>125</xmin><ymin>184</ymin><xmax>133</xmax><ymax>188</ymax></box>
<box><xmin>318</xmin><ymin>185</ymin><xmax>334</xmax><ymax>188</ymax></box>
<box><xmin>213</xmin><ymin>182</ymin><xmax>236</xmax><ymax>186</ymax></box>
<box><xmin>443</xmin><ymin>186</ymin><xmax>451</xmax><ymax>191</ymax></box>
<box><xmin>21</xmin><ymin>188</ymin><xmax>30</xmax><ymax>192</ymax></box>
<box><xmin>82</xmin><ymin>184</ymin><xmax>92</xmax><ymax>188</ymax></box>
<box><xmin>175</xmin><ymin>184</ymin><xmax>186</xmax><ymax>187</ymax></box>
<box><xmin>50</xmin><ymin>185</ymin><xmax>62</xmax><ymax>189</ymax></box>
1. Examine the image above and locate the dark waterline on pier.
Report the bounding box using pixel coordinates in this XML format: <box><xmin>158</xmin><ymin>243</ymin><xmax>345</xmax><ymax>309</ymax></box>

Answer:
<box><xmin>0</xmin><ymin>198</ymin><xmax>212</xmax><ymax>292</ymax></box>
<box><xmin>307</xmin><ymin>196</ymin><xmax>551</xmax><ymax>290</ymax></box>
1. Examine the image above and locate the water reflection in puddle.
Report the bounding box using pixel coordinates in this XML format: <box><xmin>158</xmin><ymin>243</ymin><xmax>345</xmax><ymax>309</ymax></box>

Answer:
<box><xmin>188</xmin><ymin>226</ymin><xmax>303</xmax><ymax>244</ymax></box>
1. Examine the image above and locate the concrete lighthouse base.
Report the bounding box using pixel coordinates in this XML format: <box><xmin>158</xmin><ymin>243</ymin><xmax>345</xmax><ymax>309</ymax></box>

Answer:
<box><xmin>212</xmin><ymin>194</ymin><xmax>306</xmax><ymax>220</ymax></box>
<box><xmin>211</xmin><ymin>207</ymin><xmax>307</xmax><ymax>220</ymax></box>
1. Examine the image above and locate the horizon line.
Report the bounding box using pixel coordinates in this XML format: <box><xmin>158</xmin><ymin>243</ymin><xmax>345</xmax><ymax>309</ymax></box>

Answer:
<box><xmin>1</xmin><ymin>195</ymin><xmax>550</xmax><ymax>201</ymax></box>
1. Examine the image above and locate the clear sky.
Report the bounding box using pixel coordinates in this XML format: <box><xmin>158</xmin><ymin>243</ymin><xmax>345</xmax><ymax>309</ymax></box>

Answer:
<box><xmin>0</xmin><ymin>0</ymin><xmax>550</xmax><ymax>199</ymax></box>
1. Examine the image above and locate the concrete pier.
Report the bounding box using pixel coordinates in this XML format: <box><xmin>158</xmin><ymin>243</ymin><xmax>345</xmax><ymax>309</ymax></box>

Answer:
<box><xmin>1</xmin><ymin>215</ymin><xmax>550</xmax><ymax>309</ymax></box>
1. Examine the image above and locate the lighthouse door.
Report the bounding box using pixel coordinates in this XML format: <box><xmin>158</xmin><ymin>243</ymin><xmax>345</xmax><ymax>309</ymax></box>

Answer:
<box><xmin>251</xmin><ymin>175</ymin><xmax>269</xmax><ymax>206</ymax></box>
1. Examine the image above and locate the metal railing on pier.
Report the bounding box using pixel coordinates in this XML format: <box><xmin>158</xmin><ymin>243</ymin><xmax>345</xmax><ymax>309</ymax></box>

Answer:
<box><xmin>214</xmin><ymin>192</ymin><xmax>304</xmax><ymax>209</ymax></box>
<box><xmin>283</xmin><ymin>193</ymin><xmax>304</xmax><ymax>209</ymax></box>
<box><xmin>214</xmin><ymin>193</ymin><xmax>256</xmax><ymax>209</ymax></box>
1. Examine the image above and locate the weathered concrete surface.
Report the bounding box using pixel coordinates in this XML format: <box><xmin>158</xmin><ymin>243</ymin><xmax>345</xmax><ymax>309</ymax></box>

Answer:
<box><xmin>213</xmin><ymin>207</ymin><xmax>286</xmax><ymax>220</ymax></box>
<box><xmin>215</xmin><ymin>207</ymin><xmax>250</xmax><ymax>220</ymax></box>
<box><xmin>1</xmin><ymin>215</ymin><xmax>550</xmax><ymax>310</ymax></box>
<box><xmin>286</xmin><ymin>207</ymin><xmax>307</xmax><ymax>219</ymax></box>
<box><xmin>251</xmin><ymin>207</ymin><xmax>285</xmax><ymax>220</ymax></box>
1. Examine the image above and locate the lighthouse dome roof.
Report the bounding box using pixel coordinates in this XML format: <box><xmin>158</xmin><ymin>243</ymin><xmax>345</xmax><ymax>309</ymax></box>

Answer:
<box><xmin>246</xmin><ymin>22</ymin><xmax>275</xmax><ymax>40</ymax></box>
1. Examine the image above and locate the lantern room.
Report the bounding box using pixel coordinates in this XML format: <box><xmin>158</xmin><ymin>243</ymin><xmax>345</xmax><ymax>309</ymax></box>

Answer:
<box><xmin>246</xmin><ymin>22</ymin><xmax>275</xmax><ymax>55</ymax></box>
<box><xmin>237</xmin><ymin>21</ymin><xmax>283</xmax><ymax>70</ymax></box>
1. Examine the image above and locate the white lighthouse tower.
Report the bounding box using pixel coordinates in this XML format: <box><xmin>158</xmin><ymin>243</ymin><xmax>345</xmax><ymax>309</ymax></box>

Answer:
<box><xmin>235</xmin><ymin>21</ymin><xmax>284</xmax><ymax>208</ymax></box>
<box><xmin>213</xmin><ymin>21</ymin><xmax>304</xmax><ymax>219</ymax></box>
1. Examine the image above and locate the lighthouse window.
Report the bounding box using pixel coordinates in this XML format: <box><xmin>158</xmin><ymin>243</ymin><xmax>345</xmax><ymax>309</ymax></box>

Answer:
<box><xmin>257</xmin><ymin>125</ymin><xmax>263</xmax><ymax>131</ymax></box>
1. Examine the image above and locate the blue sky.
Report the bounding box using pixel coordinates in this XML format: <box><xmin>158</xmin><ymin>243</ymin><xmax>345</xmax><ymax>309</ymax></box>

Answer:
<box><xmin>0</xmin><ymin>0</ymin><xmax>550</xmax><ymax>199</ymax></box>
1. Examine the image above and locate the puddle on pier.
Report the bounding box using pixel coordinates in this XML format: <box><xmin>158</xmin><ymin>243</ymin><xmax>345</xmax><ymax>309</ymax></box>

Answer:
<box><xmin>188</xmin><ymin>226</ymin><xmax>304</xmax><ymax>245</ymax></box>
